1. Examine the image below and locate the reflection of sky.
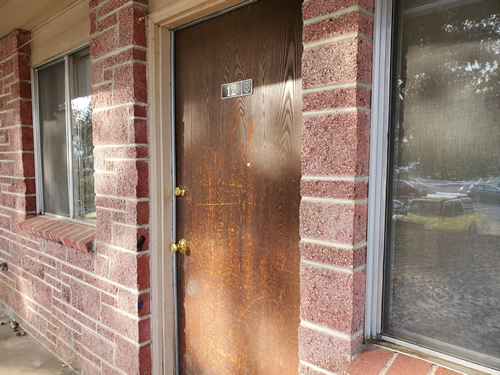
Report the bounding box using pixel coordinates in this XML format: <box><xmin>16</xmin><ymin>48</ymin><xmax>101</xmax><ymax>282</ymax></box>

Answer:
<box><xmin>71</xmin><ymin>96</ymin><xmax>91</xmax><ymax>122</ymax></box>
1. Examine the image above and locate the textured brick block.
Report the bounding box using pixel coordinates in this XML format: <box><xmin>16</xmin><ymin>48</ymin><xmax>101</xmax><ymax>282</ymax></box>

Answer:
<box><xmin>92</xmin><ymin>106</ymin><xmax>129</xmax><ymax>145</ymax></box>
<box><xmin>301</xmin><ymin>179</ymin><xmax>368</xmax><ymax>200</ymax></box>
<box><xmin>300</xmin><ymin>265</ymin><xmax>365</xmax><ymax>334</ymax></box>
<box><xmin>82</xmin><ymin>328</ymin><xmax>114</xmax><ymax>364</ymax></box>
<box><xmin>302</xmin><ymin>39</ymin><xmax>372</xmax><ymax>89</ymax></box>
<box><xmin>117</xmin><ymin>5</ymin><xmax>147</xmax><ymax>48</ymax></box>
<box><xmin>303</xmin><ymin>87</ymin><xmax>371</xmax><ymax>112</ymax></box>
<box><xmin>302</xmin><ymin>0</ymin><xmax>374</xmax><ymax>21</ymax></box>
<box><xmin>90</xmin><ymin>28</ymin><xmax>117</xmax><ymax>60</ymax></box>
<box><xmin>101</xmin><ymin>303</ymin><xmax>142</xmax><ymax>341</ymax></box>
<box><xmin>301</xmin><ymin>112</ymin><xmax>370</xmax><ymax>177</ymax></box>
<box><xmin>112</xmin><ymin>223</ymin><xmax>149</xmax><ymax>251</ymax></box>
<box><xmin>303</xmin><ymin>11</ymin><xmax>373</xmax><ymax>44</ymax></box>
<box><xmin>300</xmin><ymin>200</ymin><xmax>367</xmax><ymax>245</ymax></box>
<box><xmin>69</xmin><ymin>278</ymin><xmax>101</xmax><ymax>320</ymax></box>
<box><xmin>299</xmin><ymin>325</ymin><xmax>362</xmax><ymax>372</ymax></box>
<box><xmin>300</xmin><ymin>242</ymin><xmax>366</xmax><ymax>269</ymax></box>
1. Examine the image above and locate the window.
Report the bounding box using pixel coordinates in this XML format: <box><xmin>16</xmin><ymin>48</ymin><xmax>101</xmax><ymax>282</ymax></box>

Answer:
<box><xmin>368</xmin><ymin>0</ymin><xmax>499</xmax><ymax>372</ymax></box>
<box><xmin>34</xmin><ymin>48</ymin><xmax>95</xmax><ymax>220</ymax></box>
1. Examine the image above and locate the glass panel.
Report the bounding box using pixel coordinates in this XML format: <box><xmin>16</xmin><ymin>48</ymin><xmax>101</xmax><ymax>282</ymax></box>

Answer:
<box><xmin>38</xmin><ymin>61</ymin><xmax>70</xmax><ymax>217</ymax></box>
<box><xmin>384</xmin><ymin>0</ymin><xmax>500</xmax><ymax>370</ymax></box>
<box><xmin>71</xmin><ymin>51</ymin><xmax>95</xmax><ymax>219</ymax></box>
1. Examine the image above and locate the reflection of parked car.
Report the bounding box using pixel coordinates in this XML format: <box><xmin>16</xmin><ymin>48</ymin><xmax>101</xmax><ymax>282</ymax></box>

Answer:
<box><xmin>410</xmin><ymin>179</ymin><xmax>437</xmax><ymax>194</ymax></box>
<box><xmin>397</xmin><ymin>194</ymin><xmax>480</xmax><ymax>233</ymax></box>
<box><xmin>393</xmin><ymin>200</ymin><xmax>404</xmax><ymax>214</ymax></box>
<box><xmin>466</xmin><ymin>183</ymin><xmax>500</xmax><ymax>203</ymax></box>
<box><xmin>486</xmin><ymin>178</ymin><xmax>500</xmax><ymax>189</ymax></box>
<box><xmin>394</xmin><ymin>179</ymin><xmax>426</xmax><ymax>199</ymax></box>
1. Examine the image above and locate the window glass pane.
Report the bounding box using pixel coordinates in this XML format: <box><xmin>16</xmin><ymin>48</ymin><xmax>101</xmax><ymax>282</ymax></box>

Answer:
<box><xmin>384</xmin><ymin>0</ymin><xmax>500</xmax><ymax>370</ymax></box>
<box><xmin>38</xmin><ymin>61</ymin><xmax>70</xmax><ymax>217</ymax></box>
<box><xmin>71</xmin><ymin>52</ymin><xmax>95</xmax><ymax>219</ymax></box>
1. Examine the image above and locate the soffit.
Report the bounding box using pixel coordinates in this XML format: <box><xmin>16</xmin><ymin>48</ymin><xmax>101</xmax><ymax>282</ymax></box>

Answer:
<box><xmin>0</xmin><ymin>0</ymin><xmax>77</xmax><ymax>39</ymax></box>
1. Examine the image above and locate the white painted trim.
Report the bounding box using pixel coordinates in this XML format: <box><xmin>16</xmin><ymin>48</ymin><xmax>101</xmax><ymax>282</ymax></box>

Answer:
<box><xmin>149</xmin><ymin>19</ymin><xmax>175</xmax><ymax>375</ymax></box>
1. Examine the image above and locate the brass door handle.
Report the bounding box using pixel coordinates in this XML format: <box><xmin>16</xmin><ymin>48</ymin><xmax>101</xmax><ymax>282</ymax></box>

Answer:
<box><xmin>174</xmin><ymin>186</ymin><xmax>186</xmax><ymax>197</ymax></box>
<box><xmin>171</xmin><ymin>239</ymin><xmax>187</xmax><ymax>254</ymax></box>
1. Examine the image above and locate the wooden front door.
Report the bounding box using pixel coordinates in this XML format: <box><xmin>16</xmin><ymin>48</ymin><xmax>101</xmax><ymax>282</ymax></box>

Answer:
<box><xmin>174</xmin><ymin>0</ymin><xmax>302</xmax><ymax>373</ymax></box>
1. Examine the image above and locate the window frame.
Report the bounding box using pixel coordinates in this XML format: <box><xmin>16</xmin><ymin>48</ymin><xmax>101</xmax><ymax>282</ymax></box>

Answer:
<box><xmin>366</xmin><ymin>0</ymin><xmax>499</xmax><ymax>373</ymax></box>
<box><xmin>32</xmin><ymin>44</ymin><xmax>95</xmax><ymax>224</ymax></box>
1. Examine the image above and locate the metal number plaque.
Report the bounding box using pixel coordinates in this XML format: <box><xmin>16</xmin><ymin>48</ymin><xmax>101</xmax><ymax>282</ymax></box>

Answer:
<box><xmin>221</xmin><ymin>79</ymin><xmax>253</xmax><ymax>99</ymax></box>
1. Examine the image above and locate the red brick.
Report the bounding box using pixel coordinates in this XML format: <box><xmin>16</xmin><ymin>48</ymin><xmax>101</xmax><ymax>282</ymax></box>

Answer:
<box><xmin>91</xmin><ymin>59</ymin><xmax>105</xmax><ymax>85</ymax></box>
<box><xmin>345</xmin><ymin>345</ymin><xmax>395</xmax><ymax>375</ymax></box>
<box><xmin>300</xmin><ymin>200</ymin><xmax>367</xmax><ymax>244</ymax></box>
<box><xmin>299</xmin><ymin>325</ymin><xmax>361</xmax><ymax>373</ymax></box>
<box><xmin>301</xmin><ymin>112</ymin><xmax>371</xmax><ymax>177</ymax></box>
<box><xmin>96</xmin><ymin>208</ymin><xmax>113</xmax><ymax>243</ymax></box>
<box><xmin>92</xmin><ymin>106</ymin><xmax>129</xmax><ymax>145</ymax></box>
<box><xmin>137</xmin><ymin>253</ymin><xmax>150</xmax><ymax>290</ymax></box>
<box><xmin>386</xmin><ymin>354</ymin><xmax>433</xmax><ymax>375</ymax></box>
<box><xmin>114</xmin><ymin>335</ymin><xmax>151</xmax><ymax>374</ymax></box>
<box><xmin>435</xmin><ymin>367</ymin><xmax>464</xmax><ymax>375</ymax></box>
<box><xmin>81</xmin><ymin>328</ymin><xmax>114</xmax><ymax>364</ymax></box>
<box><xmin>90</xmin><ymin>28</ymin><xmax>117</xmax><ymax>60</ymax></box>
<box><xmin>302</xmin><ymin>39</ymin><xmax>372</xmax><ymax>89</ymax></box>
<box><xmin>94</xmin><ymin>172</ymin><xmax>117</xmax><ymax>196</ymax></box>
<box><xmin>301</xmin><ymin>179</ymin><xmax>368</xmax><ymax>200</ymax></box>
<box><xmin>91</xmin><ymin>82</ymin><xmax>113</xmax><ymax>109</ymax></box>
<box><xmin>101</xmin><ymin>303</ymin><xmax>141</xmax><ymax>341</ymax></box>
<box><xmin>126</xmin><ymin>200</ymin><xmax>149</xmax><ymax>225</ymax></box>
<box><xmin>300</xmin><ymin>265</ymin><xmax>365</xmax><ymax>334</ymax></box>
<box><xmin>302</xmin><ymin>0</ymin><xmax>374</xmax><ymax>21</ymax></box>
<box><xmin>303</xmin><ymin>11</ymin><xmax>373</xmax><ymax>44</ymax></box>
<box><xmin>112</xmin><ymin>62</ymin><xmax>147</xmax><ymax>105</ymax></box>
<box><xmin>108</xmin><ymin>248</ymin><xmax>138</xmax><ymax>288</ymax></box>
<box><xmin>116</xmin><ymin>160</ymin><xmax>149</xmax><ymax>198</ymax></box>
<box><xmin>98</xmin><ymin>12</ymin><xmax>118</xmax><ymax>31</ymax></box>
<box><xmin>303</xmin><ymin>87</ymin><xmax>371</xmax><ymax>112</ymax></box>
<box><xmin>130</xmin><ymin>118</ymin><xmax>148</xmax><ymax>143</ymax></box>
<box><xmin>300</xmin><ymin>242</ymin><xmax>366</xmax><ymax>269</ymax></box>
<box><xmin>69</xmin><ymin>278</ymin><xmax>101</xmax><ymax>320</ymax></box>
<box><xmin>117</xmin><ymin>5</ymin><xmax>147</xmax><ymax>48</ymax></box>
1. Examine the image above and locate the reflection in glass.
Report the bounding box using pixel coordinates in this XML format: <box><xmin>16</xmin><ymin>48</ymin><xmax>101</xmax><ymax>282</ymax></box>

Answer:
<box><xmin>384</xmin><ymin>0</ymin><xmax>500</xmax><ymax>370</ymax></box>
<box><xmin>71</xmin><ymin>53</ymin><xmax>95</xmax><ymax>219</ymax></box>
<box><xmin>39</xmin><ymin>61</ymin><xmax>70</xmax><ymax>217</ymax></box>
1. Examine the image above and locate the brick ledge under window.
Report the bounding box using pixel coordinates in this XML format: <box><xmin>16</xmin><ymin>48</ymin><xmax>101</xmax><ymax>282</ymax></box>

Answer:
<box><xmin>19</xmin><ymin>216</ymin><xmax>96</xmax><ymax>253</ymax></box>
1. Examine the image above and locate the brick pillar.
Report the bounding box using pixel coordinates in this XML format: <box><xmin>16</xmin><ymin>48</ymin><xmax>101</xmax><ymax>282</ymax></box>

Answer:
<box><xmin>89</xmin><ymin>0</ymin><xmax>151</xmax><ymax>374</ymax></box>
<box><xmin>298</xmin><ymin>0</ymin><xmax>374</xmax><ymax>373</ymax></box>
<box><xmin>0</xmin><ymin>29</ymin><xmax>35</xmax><ymax>253</ymax></box>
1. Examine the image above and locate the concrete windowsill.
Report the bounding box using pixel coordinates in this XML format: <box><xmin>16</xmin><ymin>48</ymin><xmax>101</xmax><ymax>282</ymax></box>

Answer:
<box><xmin>18</xmin><ymin>216</ymin><xmax>96</xmax><ymax>253</ymax></box>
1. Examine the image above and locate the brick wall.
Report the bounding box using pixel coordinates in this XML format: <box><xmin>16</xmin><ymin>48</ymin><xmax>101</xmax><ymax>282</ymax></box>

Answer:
<box><xmin>298</xmin><ymin>0</ymin><xmax>374</xmax><ymax>373</ymax></box>
<box><xmin>0</xmin><ymin>0</ymin><xmax>152</xmax><ymax>374</ymax></box>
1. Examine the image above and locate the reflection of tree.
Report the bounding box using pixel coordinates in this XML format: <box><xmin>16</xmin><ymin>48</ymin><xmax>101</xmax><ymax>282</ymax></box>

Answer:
<box><xmin>394</xmin><ymin>1</ymin><xmax>500</xmax><ymax>180</ymax></box>
<box><xmin>71</xmin><ymin>96</ymin><xmax>95</xmax><ymax>217</ymax></box>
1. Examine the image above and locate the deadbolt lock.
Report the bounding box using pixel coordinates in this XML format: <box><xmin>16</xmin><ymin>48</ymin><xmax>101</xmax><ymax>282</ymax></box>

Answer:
<box><xmin>171</xmin><ymin>239</ymin><xmax>187</xmax><ymax>254</ymax></box>
<box><xmin>174</xmin><ymin>186</ymin><xmax>186</xmax><ymax>197</ymax></box>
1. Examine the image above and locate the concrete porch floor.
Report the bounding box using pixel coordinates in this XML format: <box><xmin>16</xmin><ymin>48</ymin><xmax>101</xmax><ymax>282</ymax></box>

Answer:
<box><xmin>0</xmin><ymin>309</ymin><xmax>77</xmax><ymax>375</ymax></box>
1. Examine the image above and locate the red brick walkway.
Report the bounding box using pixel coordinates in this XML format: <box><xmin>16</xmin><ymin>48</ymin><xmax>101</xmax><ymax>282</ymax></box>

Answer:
<box><xmin>345</xmin><ymin>345</ymin><xmax>464</xmax><ymax>375</ymax></box>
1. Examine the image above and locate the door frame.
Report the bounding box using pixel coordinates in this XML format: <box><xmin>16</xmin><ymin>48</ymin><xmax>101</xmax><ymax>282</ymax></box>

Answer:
<box><xmin>148</xmin><ymin>2</ymin><xmax>250</xmax><ymax>374</ymax></box>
